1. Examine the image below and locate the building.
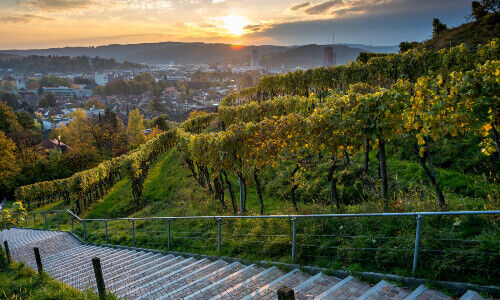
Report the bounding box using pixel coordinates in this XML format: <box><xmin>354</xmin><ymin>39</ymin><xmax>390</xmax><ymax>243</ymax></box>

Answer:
<box><xmin>163</xmin><ymin>87</ymin><xmax>178</xmax><ymax>98</ymax></box>
<box><xmin>39</xmin><ymin>139</ymin><xmax>70</xmax><ymax>153</ymax></box>
<box><xmin>95</xmin><ymin>73</ymin><xmax>109</xmax><ymax>86</ymax></box>
<box><xmin>43</xmin><ymin>86</ymin><xmax>92</xmax><ymax>98</ymax></box>
<box><xmin>251</xmin><ymin>48</ymin><xmax>260</xmax><ymax>68</ymax></box>
<box><xmin>323</xmin><ymin>46</ymin><xmax>336</xmax><ymax>67</ymax></box>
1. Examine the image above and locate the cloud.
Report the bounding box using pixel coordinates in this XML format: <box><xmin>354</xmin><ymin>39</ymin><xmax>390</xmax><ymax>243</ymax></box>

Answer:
<box><xmin>304</xmin><ymin>0</ymin><xmax>343</xmax><ymax>15</ymax></box>
<box><xmin>289</xmin><ymin>2</ymin><xmax>312</xmax><ymax>11</ymax></box>
<box><xmin>244</xmin><ymin>24</ymin><xmax>265</xmax><ymax>32</ymax></box>
<box><xmin>26</xmin><ymin>0</ymin><xmax>94</xmax><ymax>10</ymax></box>
<box><xmin>0</xmin><ymin>13</ymin><xmax>54</xmax><ymax>23</ymax></box>
<box><xmin>199</xmin><ymin>24</ymin><xmax>217</xmax><ymax>28</ymax></box>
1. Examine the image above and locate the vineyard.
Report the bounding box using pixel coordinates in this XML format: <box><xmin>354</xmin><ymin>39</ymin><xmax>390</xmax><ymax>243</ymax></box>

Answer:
<box><xmin>15</xmin><ymin>40</ymin><xmax>499</xmax><ymax>217</ymax></box>
<box><xmin>15</xmin><ymin>130</ymin><xmax>177</xmax><ymax>213</ymax></box>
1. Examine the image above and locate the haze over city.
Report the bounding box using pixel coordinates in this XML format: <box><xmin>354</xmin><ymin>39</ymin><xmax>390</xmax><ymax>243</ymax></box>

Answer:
<box><xmin>2</xmin><ymin>0</ymin><xmax>472</xmax><ymax>49</ymax></box>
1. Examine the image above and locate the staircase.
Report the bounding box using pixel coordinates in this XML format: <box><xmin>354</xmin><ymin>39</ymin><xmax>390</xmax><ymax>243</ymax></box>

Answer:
<box><xmin>0</xmin><ymin>228</ymin><xmax>489</xmax><ymax>299</ymax></box>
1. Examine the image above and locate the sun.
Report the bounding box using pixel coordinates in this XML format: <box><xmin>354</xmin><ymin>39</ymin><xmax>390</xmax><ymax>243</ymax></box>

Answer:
<box><xmin>221</xmin><ymin>15</ymin><xmax>249</xmax><ymax>36</ymax></box>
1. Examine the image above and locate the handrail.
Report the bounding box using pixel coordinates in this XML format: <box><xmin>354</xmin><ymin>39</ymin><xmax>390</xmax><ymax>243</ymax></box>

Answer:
<box><xmin>17</xmin><ymin>209</ymin><xmax>500</xmax><ymax>222</ymax></box>
<box><xmin>9</xmin><ymin>209</ymin><xmax>500</xmax><ymax>278</ymax></box>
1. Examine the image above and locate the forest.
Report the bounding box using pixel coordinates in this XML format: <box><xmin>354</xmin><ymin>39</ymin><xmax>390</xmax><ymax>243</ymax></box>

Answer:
<box><xmin>0</xmin><ymin>55</ymin><xmax>141</xmax><ymax>74</ymax></box>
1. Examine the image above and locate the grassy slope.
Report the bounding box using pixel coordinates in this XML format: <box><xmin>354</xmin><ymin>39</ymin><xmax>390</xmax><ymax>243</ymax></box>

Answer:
<box><xmin>0</xmin><ymin>261</ymin><xmax>116</xmax><ymax>300</ymax></box>
<box><xmin>68</xmin><ymin>148</ymin><xmax>499</xmax><ymax>286</ymax></box>
<box><xmin>423</xmin><ymin>12</ymin><xmax>499</xmax><ymax>51</ymax></box>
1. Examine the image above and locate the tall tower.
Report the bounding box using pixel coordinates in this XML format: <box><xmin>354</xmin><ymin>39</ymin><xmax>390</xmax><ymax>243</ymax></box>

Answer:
<box><xmin>251</xmin><ymin>48</ymin><xmax>260</xmax><ymax>68</ymax></box>
<box><xmin>323</xmin><ymin>32</ymin><xmax>336</xmax><ymax>67</ymax></box>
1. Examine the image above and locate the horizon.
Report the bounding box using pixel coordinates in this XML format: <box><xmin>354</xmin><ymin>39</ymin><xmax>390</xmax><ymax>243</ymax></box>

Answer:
<box><xmin>0</xmin><ymin>40</ymin><xmax>399</xmax><ymax>52</ymax></box>
<box><xmin>1</xmin><ymin>0</ymin><xmax>472</xmax><ymax>50</ymax></box>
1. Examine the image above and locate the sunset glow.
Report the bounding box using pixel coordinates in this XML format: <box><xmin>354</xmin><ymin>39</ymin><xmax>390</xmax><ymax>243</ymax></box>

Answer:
<box><xmin>0</xmin><ymin>0</ymin><xmax>471</xmax><ymax>49</ymax></box>
<box><xmin>221</xmin><ymin>15</ymin><xmax>249</xmax><ymax>36</ymax></box>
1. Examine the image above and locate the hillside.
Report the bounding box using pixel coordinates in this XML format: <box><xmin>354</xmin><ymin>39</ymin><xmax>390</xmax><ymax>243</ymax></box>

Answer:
<box><xmin>41</xmin><ymin>148</ymin><xmax>495</xmax><ymax>285</ymax></box>
<box><xmin>423</xmin><ymin>12</ymin><xmax>500</xmax><ymax>50</ymax></box>
<box><xmin>0</xmin><ymin>42</ymin><xmax>396</xmax><ymax>68</ymax></box>
<box><xmin>259</xmin><ymin>44</ymin><xmax>365</xmax><ymax>68</ymax></box>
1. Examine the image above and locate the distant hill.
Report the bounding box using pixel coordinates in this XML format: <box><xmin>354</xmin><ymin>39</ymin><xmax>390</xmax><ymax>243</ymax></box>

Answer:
<box><xmin>0</xmin><ymin>42</ymin><xmax>397</xmax><ymax>68</ymax></box>
<box><xmin>422</xmin><ymin>12</ymin><xmax>499</xmax><ymax>51</ymax></box>
<box><xmin>0</xmin><ymin>53</ymin><xmax>20</xmax><ymax>61</ymax></box>
<box><xmin>260</xmin><ymin>44</ymin><xmax>366</xmax><ymax>68</ymax></box>
<box><xmin>0</xmin><ymin>55</ymin><xmax>142</xmax><ymax>74</ymax></box>
<box><xmin>337</xmin><ymin>43</ymin><xmax>399</xmax><ymax>53</ymax></box>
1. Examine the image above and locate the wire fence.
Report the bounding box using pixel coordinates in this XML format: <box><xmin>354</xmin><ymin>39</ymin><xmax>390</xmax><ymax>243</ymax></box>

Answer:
<box><xmin>10</xmin><ymin>209</ymin><xmax>500</xmax><ymax>284</ymax></box>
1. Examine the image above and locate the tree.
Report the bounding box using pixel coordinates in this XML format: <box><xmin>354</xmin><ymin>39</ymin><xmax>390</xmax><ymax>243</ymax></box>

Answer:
<box><xmin>85</xmin><ymin>97</ymin><xmax>106</xmax><ymax>109</ymax></box>
<box><xmin>149</xmin><ymin>115</ymin><xmax>170</xmax><ymax>131</ymax></box>
<box><xmin>472</xmin><ymin>1</ymin><xmax>488</xmax><ymax>20</ymax></box>
<box><xmin>0</xmin><ymin>80</ymin><xmax>17</xmax><ymax>91</ymax></box>
<box><xmin>0</xmin><ymin>102</ymin><xmax>21</xmax><ymax>134</ymax></box>
<box><xmin>432</xmin><ymin>18</ymin><xmax>447</xmax><ymax>37</ymax></box>
<box><xmin>15</xmin><ymin>110</ymin><xmax>36</xmax><ymax>131</ymax></box>
<box><xmin>480</xmin><ymin>0</ymin><xmax>500</xmax><ymax>12</ymax></box>
<box><xmin>38</xmin><ymin>98</ymin><xmax>49</xmax><ymax>108</ymax></box>
<box><xmin>133</xmin><ymin>72</ymin><xmax>155</xmax><ymax>83</ymax></box>
<box><xmin>46</xmin><ymin>93</ymin><xmax>57</xmax><ymax>107</ymax></box>
<box><xmin>0</xmin><ymin>90</ymin><xmax>18</xmax><ymax>109</ymax></box>
<box><xmin>0</xmin><ymin>132</ymin><xmax>19</xmax><ymax>197</ymax></box>
<box><xmin>56</xmin><ymin>109</ymin><xmax>93</xmax><ymax>151</ymax></box>
<box><xmin>127</xmin><ymin>108</ymin><xmax>146</xmax><ymax>148</ymax></box>
<box><xmin>399</xmin><ymin>41</ymin><xmax>420</xmax><ymax>53</ymax></box>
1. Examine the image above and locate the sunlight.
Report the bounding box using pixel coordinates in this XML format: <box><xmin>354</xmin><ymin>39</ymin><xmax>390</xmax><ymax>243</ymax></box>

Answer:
<box><xmin>221</xmin><ymin>15</ymin><xmax>249</xmax><ymax>36</ymax></box>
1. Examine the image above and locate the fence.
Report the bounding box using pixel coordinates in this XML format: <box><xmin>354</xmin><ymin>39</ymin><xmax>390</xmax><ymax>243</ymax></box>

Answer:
<box><xmin>9</xmin><ymin>209</ymin><xmax>500</xmax><ymax>284</ymax></box>
<box><xmin>0</xmin><ymin>198</ymin><xmax>6</xmax><ymax>211</ymax></box>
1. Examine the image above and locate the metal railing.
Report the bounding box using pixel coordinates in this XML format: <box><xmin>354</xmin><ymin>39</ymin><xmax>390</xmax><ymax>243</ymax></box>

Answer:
<box><xmin>8</xmin><ymin>209</ymin><xmax>500</xmax><ymax>281</ymax></box>
<box><xmin>0</xmin><ymin>198</ymin><xmax>6</xmax><ymax>211</ymax></box>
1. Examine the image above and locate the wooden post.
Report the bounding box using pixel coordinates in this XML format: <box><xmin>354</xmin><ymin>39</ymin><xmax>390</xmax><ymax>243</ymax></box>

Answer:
<box><xmin>277</xmin><ymin>286</ymin><xmax>295</xmax><ymax>300</ymax></box>
<box><xmin>92</xmin><ymin>257</ymin><xmax>106</xmax><ymax>300</ymax></box>
<box><xmin>3</xmin><ymin>241</ymin><xmax>11</xmax><ymax>264</ymax></box>
<box><xmin>34</xmin><ymin>247</ymin><xmax>43</xmax><ymax>274</ymax></box>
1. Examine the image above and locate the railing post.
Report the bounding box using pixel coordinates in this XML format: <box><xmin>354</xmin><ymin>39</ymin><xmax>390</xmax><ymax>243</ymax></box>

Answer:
<box><xmin>412</xmin><ymin>215</ymin><xmax>423</xmax><ymax>275</ymax></box>
<box><xmin>3</xmin><ymin>241</ymin><xmax>11</xmax><ymax>264</ymax></box>
<box><xmin>33</xmin><ymin>212</ymin><xmax>36</xmax><ymax>227</ymax></box>
<box><xmin>83</xmin><ymin>221</ymin><xmax>86</xmax><ymax>242</ymax></box>
<box><xmin>34</xmin><ymin>247</ymin><xmax>43</xmax><ymax>275</ymax></box>
<box><xmin>105</xmin><ymin>221</ymin><xmax>108</xmax><ymax>244</ymax></box>
<box><xmin>92</xmin><ymin>257</ymin><xmax>106</xmax><ymax>300</ymax></box>
<box><xmin>217</xmin><ymin>218</ymin><xmax>222</xmax><ymax>253</ymax></box>
<box><xmin>71</xmin><ymin>217</ymin><xmax>74</xmax><ymax>231</ymax></box>
<box><xmin>25</xmin><ymin>214</ymin><xmax>28</xmax><ymax>228</ymax></box>
<box><xmin>277</xmin><ymin>286</ymin><xmax>295</xmax><ymax>300</ymax></box>
<box><xmin>56</xmin><ymin>212</ymin><xmax>60</xmax><ymax>231</ymax></box>
<box><xmin>131</xmin><ymin>220</ymin><xmax>135</xmax><ymax>247</ymax></box>
<box><xmin>167</xmin><ymin>219</ymin><xmax>171</xmax><ymax>250</ymax></box>
<box><xmin>17</xmin><ymin>214</ymin><xmax>19</xmax><ymax>226</ymax></box>
<box><xmin>44</xmin><ymin>212</ymin><xmax>47</xmax><ymax>229</ymax></box>
<box><xmin>291</xmin><ymin>217</ymin><xmax>297</xmax><ymax>262</ymax></box>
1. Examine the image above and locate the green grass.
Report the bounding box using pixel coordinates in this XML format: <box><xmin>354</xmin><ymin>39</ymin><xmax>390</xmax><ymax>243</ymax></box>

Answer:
<box><xmin>12</xmin><ymin>148</ymin><xmax>497</xmax><ymax>286</ymax></box>
<box><xmin>60</xmin><ymin>149</ymin><xmax>498</xmax><ymax>286</ymax></box>
<box><xmin>0</xmin><ymin>255</ymin><xmax>117</xmax><ymax>300</ymax></box>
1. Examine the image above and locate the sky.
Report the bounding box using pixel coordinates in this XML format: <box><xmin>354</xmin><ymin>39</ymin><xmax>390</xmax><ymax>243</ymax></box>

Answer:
<box><xmin>0</xmin><ymin>0</ymin><xmax>472</xmax><ymax>50</ymax></box>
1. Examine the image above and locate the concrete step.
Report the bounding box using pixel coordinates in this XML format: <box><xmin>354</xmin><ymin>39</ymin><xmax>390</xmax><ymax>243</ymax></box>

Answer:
<box><xmin>405</xmin><ymin>284</ymin><xmax>452</xmax><ymax>300</ymax></box>
<box><xmin>184</xmin><ymin>264</ymin><xmax>263</xmax><ymax>299</ymax></box>
<box><xmin>460</xmin><ymin>290</ymin><xmax>485</xmax><ymax>300</ymax></box>
<box><xmin>358</xmin><ymin>280</ymin><xmax>410</xmax><ymax>299</ymax></box>
<box><xmin>126</xmin><ymin>258</ymin><xmax>211</xmax><ymax>299</ymax></box>
<box><xmin>241</xmin><ymin>268</ymin><xmax>309</xmax><ymax>300</ymax></box>
<box><xmin>294</xmin><ymin>272</ymin><xmax>341</xmax><ymax>299</ymax></box>
<box><xmin>137</xmin><ymin>260</ymin><xmax>229</xmax><ymax>299</ymax></box>
<box><xmin>1</xmin><ymin>228</ymin><xmax>487</xmax><ymax>300</ymax></box>
<box><xmin>211</xmin><ymin>266</ymin><xmax>285</xmax><ymax>299</ymax></box>
<box><xmin>117</xmin><ymin>256</ymin><xmax>198</xmax><ymax>296</ymax></box>
<box><xmin>106</xmin><ymin>255</ymin><xmax>178</xmax><ymax>291</ymax></box>
<box><xmin>156</xmin><ymin>262</ymin><xmax>246</xmax><ymax>299</ymax></box>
